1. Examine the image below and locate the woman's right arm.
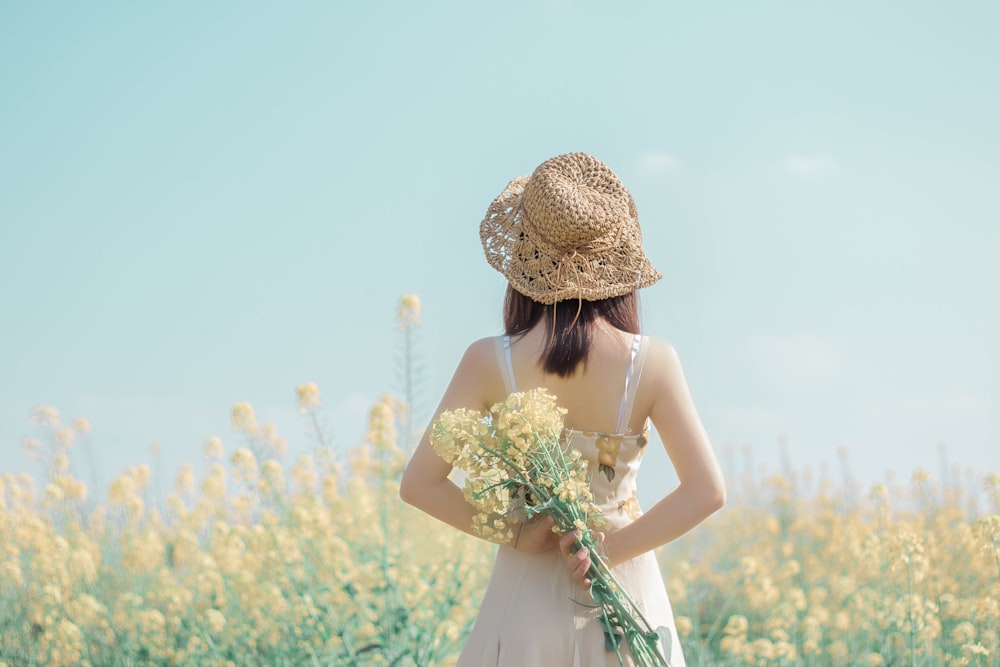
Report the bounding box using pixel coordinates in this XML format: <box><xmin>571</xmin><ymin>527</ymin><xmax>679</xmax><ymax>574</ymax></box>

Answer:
<box><xmin>399</xmin><ymin>339</ymin><xmax>493</xmax><ymax>536</ymax></box>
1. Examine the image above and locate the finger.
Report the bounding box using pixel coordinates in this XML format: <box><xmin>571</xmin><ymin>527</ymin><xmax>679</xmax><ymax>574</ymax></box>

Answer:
<box><xmin>558</xmin><ymin>531</ymin><xmax>578</xmax><ymax>557</ymax></box>
<box><xmin>567</xmin><ymin>546</ymin><xmax>588</xmax><ymax>572</ymax></box>
<box><xmin>573</xmin><ymin>552</ymin><xmax>591</xmax><ymax>580</ymax></box>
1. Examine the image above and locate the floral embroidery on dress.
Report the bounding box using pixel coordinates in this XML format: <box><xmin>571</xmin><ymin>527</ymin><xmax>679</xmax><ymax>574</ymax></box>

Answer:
<box><xmin>618</xmin><ymin>490</ymin><xmax>642</xmax><ymax>520</ymax></box>
<box><xmin>595</xmin><ymin>434</ymin><xmax>624</xmax><ymax>481</ymax></box>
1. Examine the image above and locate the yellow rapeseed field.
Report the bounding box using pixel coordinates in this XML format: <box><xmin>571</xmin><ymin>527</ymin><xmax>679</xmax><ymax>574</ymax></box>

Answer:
<box><xmin>4</xmin><ymin>394</ymin><xmax>491</xmax><ymax>666</ymax></box>
<box><xmin>2</xmin><ymin>299</ymin><xmax>996</xmax><ymax>665</ymax></box>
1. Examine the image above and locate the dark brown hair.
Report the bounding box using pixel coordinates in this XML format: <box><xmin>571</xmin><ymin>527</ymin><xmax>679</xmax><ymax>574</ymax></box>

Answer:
<box><xmin>503</xmin><ymin>286</ymin><xmax>639</xmax><ymax>377</ymax></box>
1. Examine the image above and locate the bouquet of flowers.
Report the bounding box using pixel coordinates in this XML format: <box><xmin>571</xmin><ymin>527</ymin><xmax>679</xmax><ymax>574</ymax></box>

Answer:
<box><xmin>430</xmin><ymin>388</ymin><xmax>670</xmax><ymax>667</ymax></box>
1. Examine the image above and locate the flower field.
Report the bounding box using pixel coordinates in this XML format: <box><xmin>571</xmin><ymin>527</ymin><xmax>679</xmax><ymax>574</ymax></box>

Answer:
<box><xmin>2</xmin><ymin>300</ymin><xmax>997</xmax><ymax>666</ymax></box>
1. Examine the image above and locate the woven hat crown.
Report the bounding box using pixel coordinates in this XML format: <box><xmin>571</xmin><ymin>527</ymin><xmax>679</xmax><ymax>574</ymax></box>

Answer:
<box><xmin>480</xmin><ymin>152</ymin><xmax>661</xmax><ymax>305</ymax></box>
<box><xmin>520</xmin><ymin>153</ymin><xmax>635</xmax><ymax>254</ymax></box>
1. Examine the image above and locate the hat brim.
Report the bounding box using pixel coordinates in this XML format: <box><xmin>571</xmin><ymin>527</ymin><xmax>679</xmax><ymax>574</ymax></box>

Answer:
<box><xmin>480</xmin><ymin>177</ymin><xmax>662</xmax><ymax>305</ymax></box>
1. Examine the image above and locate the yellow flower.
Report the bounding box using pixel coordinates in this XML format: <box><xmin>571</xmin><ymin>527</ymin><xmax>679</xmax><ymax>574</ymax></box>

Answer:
<box><xmin>723</xmin><ymin>614</ymin><xmax>749</xmax><ymax>638</ymax></box>
<box><xmin>22</xmin><ymin>437</ymin><xmax>42</xmax><ymax>460</ymax></box>
<box><xmin>206</xmin><ymin>609</ymin><xmax>226</xmax><ymax>635</ymax></box>
<box><xmin>720</xmin><ymin>635</ymin><xmax>746</xmax><ymax>657</ymax></box>
<box><xmin>748</xmin><ymin>638</ymin><xmax>775</xmax><ymax>663</ymax></box>
<box><xmin>367</xmin><ymin>400</ymin><xmax>397</xmax><ymax>452</ymax></box>
<box><xmin>961</xmin><ymin>643</ymin><xmax>991</xmax><ymax>661</ymax></box>
<box><xmin>951</xmin><ymin>621</ymin><xmax>977</xmax><ymax>644</ymax></box>
<box><xmin>52</xmin><ymin>453</ymin><xmax>70</xmax><ymax>473</ymax></box>
<box><xmin>175</xmin><ymin>463</ymin><xmax>195</xmax><ymax>494</ymax></box>
<box><xmin>54</xmin><ymin>427</ymin><xmax>75</xmax><ymax>447</ymax></box>
<box><xmin>29</xmin><ymin>405</ymin><xmax>60</xmax><ymax>427</ymax></box>
<box><xmin>985</xmin><ymin>473</ymin><xmax>1000</xmax><ymax>509</ymax></box>
<box><xmin>261</xmin><ymin>460</ymin><xmax>285</xmax><ymax>492</ymax></box>
<box><xmin>108</xmin><ymin>475</ymin><xmax>136</xmax><ymax>507</ymax></box>
<box><xmin>231</xmin><ymin>448</ymin><xmax>257</xmax><ymax>471</ymax></box>
<box><xmin>774</xmin><ymin>640</ymin><xmax>797</xmax><ymax>661</ymax></box>
<box><xmin>258</xmin><ymin>423</ymin><xmax>287</xmax><ymax>457</ymax></box>
<box><xmin>43</xmin><ymin>483</ymin><xmax>64</xmax><ymax>504</ymax></box>
<box><xmin>296</xmin><ymin>382</ymin><xmax>321</xmax><ymax>413</ymax></box>
<box><xmin>201</xmin><ymin>464</ymin><xmax>227</xmax><ymax>500</ymax></box>
<box><xmin>827</xmin><ymin>640</ymin><xmax>849</xmax><ymax>662</ymax></box>
<box><xmin>290</xmin><ymin>454</ymin><xmax>319</xmax><ymax>491</ymax></box>
<box><xmin>231</xmin><ymin>402</ymin><xmax>256</xmax><ymax>432</ymax></box>
<box><xmin>976</xmin><ymin>515</ymin><xmax>1000</xmax><ymax>559</ymax></box>
<box><xmin>322</xmin><ymin>473</ymin><xmax>339</xmax><ymax>504</ymax></box>
<box><xmin>396</xmin><ymin>293</ymin><xmax>421</xmax><ymax>329</ymax></box>
<box><xmin>203</xmin><ymin>436</ymin><xmax>224</xmax><ymax>460</ymax></box>
<box><xmin>777</xmin><ymin>559</ymin><xmax>801</xmax><ymax>579</ymax></box>
<box><xmin>886</xmin><ymin>529</ymin><xmax>929</xmax><ymax>583</ymax></box>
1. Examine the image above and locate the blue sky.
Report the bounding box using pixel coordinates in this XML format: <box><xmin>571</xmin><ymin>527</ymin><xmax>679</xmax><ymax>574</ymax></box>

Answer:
<box><xmin>2</xmin><ymin>1</ymin><xmax>997</xmax><ymax>509</ymax></box>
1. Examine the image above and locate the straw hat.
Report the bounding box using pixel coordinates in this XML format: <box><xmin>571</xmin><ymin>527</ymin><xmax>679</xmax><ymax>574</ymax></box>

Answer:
<box><xmin>480</xmin><ymin>152</ymin><xmax>661</xmax><ymax>305</ymax></box>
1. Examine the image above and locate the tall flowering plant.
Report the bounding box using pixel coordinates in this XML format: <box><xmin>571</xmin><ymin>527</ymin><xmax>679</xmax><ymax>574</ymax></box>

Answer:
<box><xmin>430</xmin><ymin>389</ymin><xmax>670</xmax><ymax>667</ymax></box>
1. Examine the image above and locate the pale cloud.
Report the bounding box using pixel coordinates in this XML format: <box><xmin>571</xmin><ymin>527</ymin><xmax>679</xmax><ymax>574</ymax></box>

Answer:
<box><xmin>750</xmin><ymin>334</ymin><xmax>846</xmax><ymax>386</ymax></box>
<box><xmin>637</xmin><ymin>150</ymin><xmax>680</xmax><ymax>173</ymax></box>
<box><xmin>785</xmin><ymin>154</ymin><xmax>837</xmax><ymax>176</ymax></box>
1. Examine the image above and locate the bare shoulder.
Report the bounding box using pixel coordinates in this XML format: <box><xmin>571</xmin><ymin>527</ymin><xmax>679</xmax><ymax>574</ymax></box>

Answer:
<box><xmin>460</xmin><ymin>336</ymin><xmax>500</xmax><ymax>368</ymax></box>
<box><xmin>640</xmin><ymin>337</ymin><xmax>689</xmax><ymax>398</ymax></box>
<box><xmin>449</xmin><ymin>336</ymin><xmax>501</xmax><ymax>388</ymax></box>
<box><xmin>437</xmin><ymin>336</ymin><xmax>505</xmax><ymax>412</ymax></box>
<box><xmin>643</xmin><ymin>336</ymin><xmax>683</xmax><ymax>374</ymax></box>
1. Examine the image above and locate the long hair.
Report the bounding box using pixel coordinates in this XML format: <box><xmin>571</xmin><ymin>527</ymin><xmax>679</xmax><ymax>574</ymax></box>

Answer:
<box><xmin>503</xmin><ymin>286</ymin><xmax>640</xmax><ymax>377</ymax></box>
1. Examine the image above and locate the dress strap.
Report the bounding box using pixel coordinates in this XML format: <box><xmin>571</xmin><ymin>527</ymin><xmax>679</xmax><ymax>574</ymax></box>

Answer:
<box><xmin>616</xmin><ymin>334</ymin><xmax>648</xmax><ymax>434</ymax></box>
<box><xmin>494</xmin><ymin>335</ymin><xmax>517</xmax><ymax>394</ymax></box>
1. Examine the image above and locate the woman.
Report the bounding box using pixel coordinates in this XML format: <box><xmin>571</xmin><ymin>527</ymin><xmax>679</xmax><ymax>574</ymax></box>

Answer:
<box><xmin>400</xmin><ymin>152</ymin><xmax>725</xmax><ymax>666</ymax></box>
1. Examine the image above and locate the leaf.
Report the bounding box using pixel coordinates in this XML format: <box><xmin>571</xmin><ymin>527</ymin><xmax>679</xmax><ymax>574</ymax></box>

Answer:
<box><xmin>603</xmin><ymin>627</ymin><xmax>623</xmax><ymax>652</ymax></box>
<box><xmin>566</xmin><ymin>596</ymin><xmax>599</xmax><ymax>609</ymax></box>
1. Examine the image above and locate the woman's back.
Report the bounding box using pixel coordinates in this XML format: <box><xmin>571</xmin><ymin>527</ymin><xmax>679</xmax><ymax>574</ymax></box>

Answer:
<box><xmin>489</xmin><ymin>323</ymin><xmax>654</xmax><ymax>436</ymax></box>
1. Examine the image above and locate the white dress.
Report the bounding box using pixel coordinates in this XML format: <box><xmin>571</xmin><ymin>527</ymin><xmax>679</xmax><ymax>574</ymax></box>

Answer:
<box><xmin>457</xmin><ymin>335</ymin><xmax>686</xmax><ymax>666</ymax></box>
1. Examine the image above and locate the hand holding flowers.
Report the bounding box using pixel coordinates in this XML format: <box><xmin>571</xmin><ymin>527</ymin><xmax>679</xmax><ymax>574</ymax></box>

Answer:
<box><xmin>512</xmin><ymin>514</ymin><xmax>560</xmax><ymax>553</ymax></box>
<box><xmin>559</xmin><ymin>529</ymin><xmax>607</xmax><ymax>588</ymax></box>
